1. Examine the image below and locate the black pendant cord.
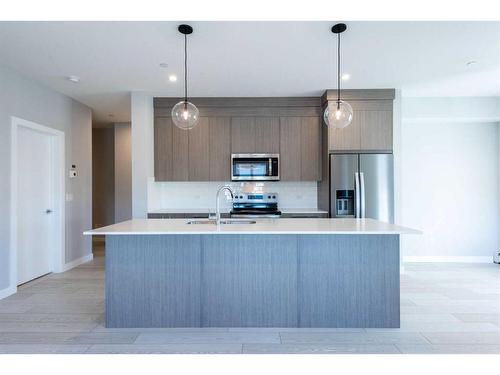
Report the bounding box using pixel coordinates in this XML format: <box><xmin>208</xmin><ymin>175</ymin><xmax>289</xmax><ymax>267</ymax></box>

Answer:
<box><xmin>337</xmin><ymin>31</ymin><xmax>341</xmax><ymax>109</ymax></box>
<box><xmin>184</xmin><ymin>33</ymin><xmax>188</xmax><ymax>107</ymax></box>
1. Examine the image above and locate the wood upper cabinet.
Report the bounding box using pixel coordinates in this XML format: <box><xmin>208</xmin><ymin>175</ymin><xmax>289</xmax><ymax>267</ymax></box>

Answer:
<box><xmin>209</xmin><ymin>117</ymin><xmax>231</xmax><ymax>181</ymax></box>
<box><xmin>154</xmin><ymin>116</ymin><xmax>190</xmax><ymax>181</ymax></box>
<box><xmin>154</xmin><ymin>117</ymin><xmax>173</xmax><ymax>181</ymax></box>
<box><xmin>254</xmin><ymin>117</ymin><xmax>280</xmax><ymax>153</ymax></box>
<box><xmin>327</xmin><ymin>98</ymin><xmax>394</xmax><ymax>152</ymax></box>
<box><xmin>231</xmin><ymin>117</ymin><xmax>255</xmax><ymax>153</ymax></box>
<box><xmin>231</xmin><ymin>116</ymin><xmax>280</xmax><ymax>154</ymax></box>
<box><xmin>188</xmin><ymin>117</ymin><xmax>210</xmax><ymax>181</ymax></box>
<box><xmin>153</xmin><ymin>98</ymin><xmax>324</xmax><ymax>182</ymax></box>
<box><xmin>172</xmin><ymin>121</ymin><xmax>189</xmax><ymax>181</ymax></box>
<box><xmin>280</xmin><ymin>116</ymin><xmax>321</xmax><ymax>181</ymax></box>
<box><xmin>300</xmin><ymin>117</ymin><xmax>321</xmax><ymax>181</ymax></box>
<box><xmin>280</xmin><ymin>117</ymin><xmax>301</xmax><ymax>181</ymax></box>
<box><xmin>359</xmin><ymin>110</ymin><xmax>393</xmax><ymax>151</ymax></box>
<box><xmin>328</xmin><ymin>110</ymin><xmax>361</xmax><ymax>151</ymax></box>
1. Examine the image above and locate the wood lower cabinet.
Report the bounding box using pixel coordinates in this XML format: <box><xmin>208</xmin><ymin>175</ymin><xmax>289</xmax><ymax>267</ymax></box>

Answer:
<box><xmin>280</xmin><ymin>116</ymin><xmax>321</xmax><ymax>181</ymax></box>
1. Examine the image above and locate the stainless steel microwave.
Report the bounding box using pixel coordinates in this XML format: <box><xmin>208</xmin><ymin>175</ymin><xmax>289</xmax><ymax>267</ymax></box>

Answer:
<box><xmin>231</xmin><ymin>154</ymin><xmax>280</xmax><ymax>181</ymax></box>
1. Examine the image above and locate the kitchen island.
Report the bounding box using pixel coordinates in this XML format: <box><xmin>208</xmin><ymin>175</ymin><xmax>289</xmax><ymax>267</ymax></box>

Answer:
<box><xmin>84</xmin><ymin>218</ymin><xmax>418</xmax><ymax>328</ymax></box>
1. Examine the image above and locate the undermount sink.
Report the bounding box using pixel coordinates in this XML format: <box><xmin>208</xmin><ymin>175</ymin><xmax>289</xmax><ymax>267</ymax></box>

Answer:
<box><xmin>186</xmin><ymin>219</ymin><xmax>256</xmax><ymax>225</ymax></box>
<box><xmin>221</xmin><ymin>220</ymin><xmax>257</xmax><ymax>225</ymax></box>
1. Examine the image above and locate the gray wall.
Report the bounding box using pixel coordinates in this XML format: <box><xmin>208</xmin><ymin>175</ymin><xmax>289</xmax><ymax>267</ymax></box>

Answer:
<box><xmin>92</xmin><ymin>122</ymin><xmax>131</xmax><ymax>228</ymax></box>
<box><xmin>0</xmin><ymin>64</ymin><xmax>92</xmax><ymax>292</ymax></box>
<box><xmin>114</xmin><ymin>123</ymin><xmax>132</xmax><ymax>222</ymax></box>
<box><xmin>92</xmin><ymin>128</ymin><xmax>115</xmax><ymax>228</ymax></box>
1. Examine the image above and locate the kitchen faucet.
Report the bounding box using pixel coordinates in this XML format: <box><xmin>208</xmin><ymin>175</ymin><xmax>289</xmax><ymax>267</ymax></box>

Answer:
<box><xmin>215</xmin><ymin>185</ymin><xmax>234</xmax><ymax>226</ymax></box>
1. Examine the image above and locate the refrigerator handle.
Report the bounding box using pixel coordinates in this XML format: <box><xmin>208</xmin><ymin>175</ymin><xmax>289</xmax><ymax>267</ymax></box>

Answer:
<box><xmin>359</xmin><ymin>172</ymin><xmax>366</xmax><ymax>218</ymax></box>
<box><xmin>355</xmin><ymin>172</ymin><xmax>361</xmax><ymax>218</ymax></box>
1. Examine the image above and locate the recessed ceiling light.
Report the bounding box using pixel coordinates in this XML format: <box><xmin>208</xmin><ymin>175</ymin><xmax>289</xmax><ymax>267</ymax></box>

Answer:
<box><xmin>67</xmin><ymin>75</ymin><xmax>80</xmax><ymax>83</ymax></box>
<box><xmin>168</xmin><ymin>75</ymin><xmax>178</xmax><ymax>82</ymax></box>
<box><xmin>341</xmin><ymin>73</ymin><xmax>350</xmax><ymax>80</ymax></box>
<box><xmin>159</xmin><ymin>63</ymin><xmax>168</xmax><ymax>69</ymax></box>
<box><xmin>466</xmin><ymin>61</ymin><xmax>478</xmax><ymax>67</ymax></box>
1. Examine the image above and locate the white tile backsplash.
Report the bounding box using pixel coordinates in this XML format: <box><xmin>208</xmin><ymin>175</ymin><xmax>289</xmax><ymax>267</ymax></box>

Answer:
<box><xmin>147</xmin><ymin>178</ymin><xmax>318</xmax><ymax>212</ymax></box>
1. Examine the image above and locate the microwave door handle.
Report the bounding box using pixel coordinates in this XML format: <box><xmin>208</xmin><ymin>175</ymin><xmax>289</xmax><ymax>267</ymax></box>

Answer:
<box><xmin>268</xmin><ymin>158</ymin><xmax>272</xmax><ymax>176</ymax></box>
<box><xmin>359</xmin><ymin>172</ymin><xmax>366</xmax><ymax>218</ymax></box>
<box><xmin>355</xmin><ymin>172</ymin><xmax>361</xmax><ymax>218</ymax></box>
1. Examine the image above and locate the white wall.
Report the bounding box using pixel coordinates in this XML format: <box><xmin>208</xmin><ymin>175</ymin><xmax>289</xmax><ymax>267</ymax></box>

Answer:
<box><xmin>0</xmin><ymin>64</ymin><xmax>92</xmax><ymax>296</ymax></box>
<box><xmin>114</xmin><ymin>123</ymin><xmax>132</xmax><ymax>222</ymax></box>
<box><xmin>400</xmin><ymin>97</ymin><xmax>500</xmax><ymax>262</ymax></box>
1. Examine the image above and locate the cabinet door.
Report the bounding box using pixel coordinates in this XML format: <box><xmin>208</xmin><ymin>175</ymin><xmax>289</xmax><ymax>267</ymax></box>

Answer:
<box><xmin>154</xmin><ymin>117</ymin><xmax>173</xmax><ymax>181</ymax></box>
<box><xmin>231</xmin><ymin>117</ymin><xmax>255</xmax><ymax>153</ymax></box>
<box><xmin>360</xmin><ymin>110</ymin><xmax>393</xmax><ymax>151</ymax></box>
<box><xmin>188</xmin><ymin>117</ymin><xmax>210</xmax><ymax>181</ymax></box>
<box><xmin>209</xmin><ymin>117</ymin><xmax>231</xmax><ymax>181</ymax></box>
<box><xmin>255</xmin><ymin>117</ymin><xmax>280</xmax><ymax>153</ymax></box>
<box><xmin>279</xmin><ymin>117</ymin><xmax>302</xmax><ymax>181</ymax></box>
<box><xmin>328</xmin><ymin>109</ymin><xmax>361</xmax><ymax>151</ymax></box>
<box><xmin>300</xmin><ymin>117</ymin><xmax>321</xmax><ymax>181</ymax></box>
<box><xmin>171</xmin><ymin>123</ymin><xmax>189</xmax><ymax>181</ymax></box>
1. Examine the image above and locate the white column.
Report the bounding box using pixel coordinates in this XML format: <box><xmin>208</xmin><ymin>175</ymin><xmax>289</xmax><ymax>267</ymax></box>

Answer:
<box><xmin>130</xmin><ymin>92</ymin><xmax>154</xmax><ymax>219</ymax></box>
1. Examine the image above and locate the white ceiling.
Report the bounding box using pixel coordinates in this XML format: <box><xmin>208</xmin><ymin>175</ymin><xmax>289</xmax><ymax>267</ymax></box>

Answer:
<box><xmin>0</xmin><ymin>21</ymin><xmax>499</xmax><ymax>124</ymax></box>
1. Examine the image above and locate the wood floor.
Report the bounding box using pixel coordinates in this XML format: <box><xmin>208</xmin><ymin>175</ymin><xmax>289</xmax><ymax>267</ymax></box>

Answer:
<box><xmin>0</xmin><ymin>250</ymin><xmax>499</xmax><ymax>354</ymax></box>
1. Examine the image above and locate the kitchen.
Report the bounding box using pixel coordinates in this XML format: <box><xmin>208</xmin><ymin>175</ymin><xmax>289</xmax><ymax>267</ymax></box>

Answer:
<box><xmin>0</xmin><ymin>18</ymin><xmax>499</xmax><ymax>362</ymax></box>
<box><xmin>86</xmin><ymin>25</ymin><xmax>413</xmax><ymax>329</ymax></box>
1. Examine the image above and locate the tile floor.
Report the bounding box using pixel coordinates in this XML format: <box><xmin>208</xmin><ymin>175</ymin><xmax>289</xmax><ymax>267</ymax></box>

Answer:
<box><xmin>0</xmin><ymin>247</ymin><xmax>499</xmax><ymax>354</ymax></box>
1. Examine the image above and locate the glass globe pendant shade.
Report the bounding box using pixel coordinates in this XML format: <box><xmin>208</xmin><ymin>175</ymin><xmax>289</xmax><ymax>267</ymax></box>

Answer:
<box><xmin>171</xmin><ymin>101</ymin><xmax>199</xmax><ymax>130</ymax></box>
<box><xmin>323</xmin><ymin>100</ymin><xmax>353</xmax><ymax>129</ymax></box>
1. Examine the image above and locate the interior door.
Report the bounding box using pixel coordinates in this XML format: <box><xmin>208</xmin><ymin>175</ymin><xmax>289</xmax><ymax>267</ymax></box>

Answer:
<box><xmin>17</xmin><ymin>126</ymin><xmax>53</xmax><ymax>285</ymax></box>
<box><xmin>330</xmin><ymin>154</ymin><xmax>358</xmax><ymax>217</ymax></box>
<box><xmin>359</xmin><ymin>154</ymin><xmax>394</xmax><ymax>223</ymax></box>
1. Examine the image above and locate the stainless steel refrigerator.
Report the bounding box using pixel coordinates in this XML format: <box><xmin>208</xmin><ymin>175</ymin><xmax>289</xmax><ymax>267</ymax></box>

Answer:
<box><xmin>330</xmin><ymin>153</ymin><xmax>394</xmax><ymax>223</ymax></box>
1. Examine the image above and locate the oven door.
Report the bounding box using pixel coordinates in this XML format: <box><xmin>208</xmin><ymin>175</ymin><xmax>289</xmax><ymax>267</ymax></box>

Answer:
<box><xmin>231</xmin><ymin>154</ymin><xmax>279</xmax><ymax>181</ymax></box>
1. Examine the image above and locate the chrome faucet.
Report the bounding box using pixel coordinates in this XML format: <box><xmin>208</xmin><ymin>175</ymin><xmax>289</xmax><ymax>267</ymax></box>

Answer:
<box><xmin>215</xmin><ymin>185</ymin><xmax>234</xmax><ymax>226</ymax></box>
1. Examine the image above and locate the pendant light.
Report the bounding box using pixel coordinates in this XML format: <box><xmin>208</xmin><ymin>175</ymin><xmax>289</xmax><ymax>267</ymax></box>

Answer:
<box><xmin>172</xmin><ymin>24</ymin><xmax>199</xmax><ymax>130</ymax></box>
<box><xmin>323</xmin><ymin>23</ymin><xmax>353</xmax><ymax>129</ymax></box>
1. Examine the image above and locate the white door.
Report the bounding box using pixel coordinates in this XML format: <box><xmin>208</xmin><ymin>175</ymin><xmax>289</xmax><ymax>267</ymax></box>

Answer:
<box><xmin>17</xmin><ymin>126</ymin><xmax>54</xmax><ymax>285</ymax></box>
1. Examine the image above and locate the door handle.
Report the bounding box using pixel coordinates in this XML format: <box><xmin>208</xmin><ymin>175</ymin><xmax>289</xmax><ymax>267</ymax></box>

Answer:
<box><xmin>359</xmin><ymin>172</ymin><xmax>366</xmax><ymax>218</ymax></box>
<box><xmin>45</xmin><ymin>209</ymin><xmax>53</xmax><ymax>214</ymax></box>
<box><xmin>354</xmin><ymin>172</ymin><xmax>360</xmax><ymax>218</ymax></box>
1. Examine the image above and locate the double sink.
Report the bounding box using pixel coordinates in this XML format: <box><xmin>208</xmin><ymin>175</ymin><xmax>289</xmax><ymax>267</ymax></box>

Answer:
<box><xmin>186</xmin><ymin>219</ymin><xmax>256</xmax><ymax>225</ymax></box>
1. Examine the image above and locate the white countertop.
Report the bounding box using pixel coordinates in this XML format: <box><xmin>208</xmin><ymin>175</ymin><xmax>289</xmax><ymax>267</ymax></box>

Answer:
<box><xmin>84</xmin><ymin>218</ymin><xmax>420</xmax><ymax>235</ymax></box>
<box><xmin>148</xmin><ymin>208</ymin><xmax>328</xmax><ymax>214</ymax></box>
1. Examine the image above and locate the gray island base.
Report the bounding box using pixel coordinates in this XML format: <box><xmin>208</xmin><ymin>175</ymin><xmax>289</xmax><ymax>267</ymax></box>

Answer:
<box><xmin>106</xmin><ymin>233</ymin><xmax>399</xmax><ymax>328</ymax></box>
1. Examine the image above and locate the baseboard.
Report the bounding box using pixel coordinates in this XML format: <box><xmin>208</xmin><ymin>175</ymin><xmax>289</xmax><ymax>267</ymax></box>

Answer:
<box><xmin>59</xmin><ymin>253</ymin><xmax>94</xmax><ymax>272</ymax></box>
<box><xmin>0</xmin><ymin>285</ymin><xmax>16</xmax><ymax>300</ymax></box>
<box><xmin>403</xmin><ymin>256</ymin><xmax>493</xmax><ymax>263</ymax></box>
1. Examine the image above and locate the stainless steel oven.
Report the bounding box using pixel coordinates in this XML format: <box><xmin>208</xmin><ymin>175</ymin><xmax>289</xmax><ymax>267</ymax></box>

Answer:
<box><xmin>230</xmin><ymin>192</ymin><xmax>281</xmax><ymax>218</ymax></box>
<box><xmin>231</xmin><ymin>154</ymin><xmax>279</xmax><ymax>181</ymax></box>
